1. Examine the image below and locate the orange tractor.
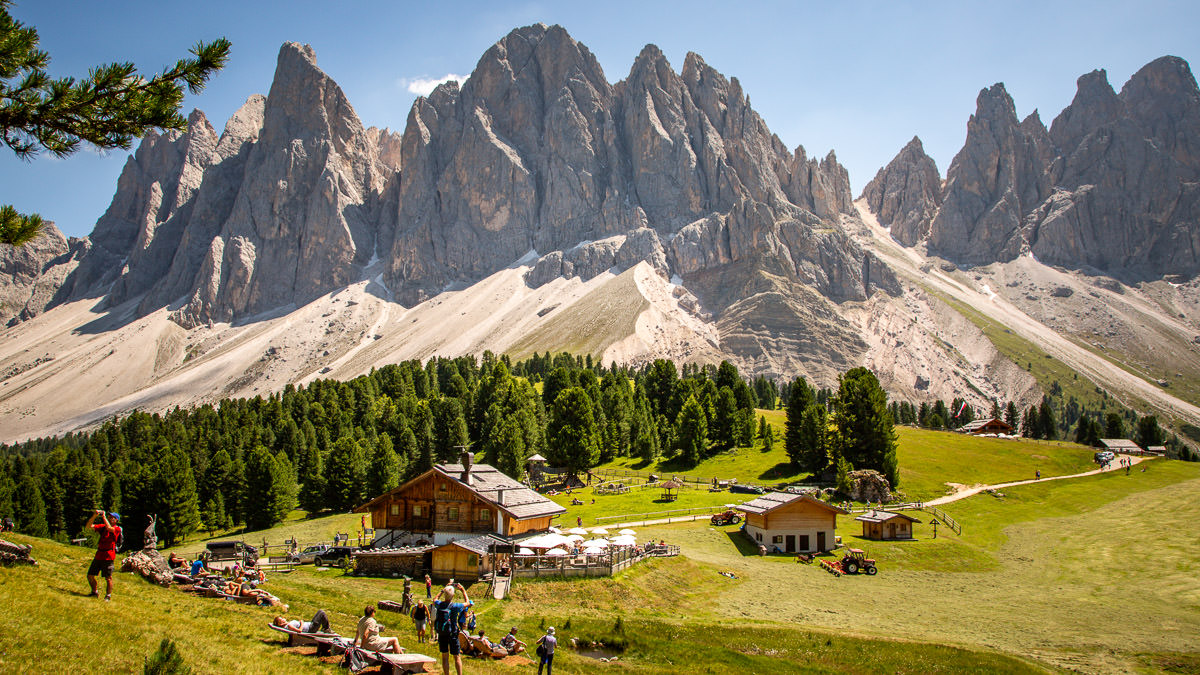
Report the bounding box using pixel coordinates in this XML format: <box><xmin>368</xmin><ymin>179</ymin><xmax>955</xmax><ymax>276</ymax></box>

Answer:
<box><xmin>710</xmin><ymin>507</ymin><xmax>742</xmax><ymax>526</ymax></box>
<box><xmin>839</xmin><ymin>548</ymin><xmax>877</xmax><ymax>575</ymax></box>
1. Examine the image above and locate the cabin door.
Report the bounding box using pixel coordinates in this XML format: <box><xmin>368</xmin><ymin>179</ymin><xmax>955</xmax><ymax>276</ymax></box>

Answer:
<box><xmin>888</xmin><ymin>523</ymin><xmax>896</xmax><ymax>539</ymax></box>
<box><xmin>784</xmin><ymin>535</ymin><xmax>795</xmax><ymax>553</ymax></box>
<box><xmin>817</xmin><ymin>531</ymin><xmax>826</xmax><ymax>551</ymax></box>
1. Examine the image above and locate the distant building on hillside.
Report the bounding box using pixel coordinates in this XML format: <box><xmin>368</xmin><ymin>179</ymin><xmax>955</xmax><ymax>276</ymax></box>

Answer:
<box><xmin>855</xmin><ymin>510</ymin><xmax>920</xmax><ymax>540</ymax></box>
<box><xmin>1099</xmin><ymin>438</ymin><xmax>1143</xmax><ymax>454</ymax></box>
<box><xmin>958</xmin><ymin>418</ymin><xmax>1014</xmax><ymax>435</ymax></box>
<box><xmin>736</xmin><ymin>493</ymin><xmax>848</xmax><ymax>553</ymax></box>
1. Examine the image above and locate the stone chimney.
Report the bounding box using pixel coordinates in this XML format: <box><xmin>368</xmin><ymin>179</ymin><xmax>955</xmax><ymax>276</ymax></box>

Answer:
<box><xmin>460</xmin><ymin>450</ymin><xmax>472</xmax><ymax>484</ymax></box>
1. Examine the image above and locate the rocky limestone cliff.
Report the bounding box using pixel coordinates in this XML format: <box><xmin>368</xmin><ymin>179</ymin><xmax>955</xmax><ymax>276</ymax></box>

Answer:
<box><xmin>870</xmin><ymin>56</ymin><xmax>1200</xmax><ymax>281</ymax></box>
<box><xmin>860</xmin><ymin>136</ymin><xmax>941</xmax><ymax>246</ymax></box>
<box><xmin>18</xmin><ymin>25</ymin><xmax>900</xmax><ymax>387</ymax></box>
<box><xmin>0</xmin><ymin>223</ymin><xmax>82</xmax><ymax>325</ymax></box>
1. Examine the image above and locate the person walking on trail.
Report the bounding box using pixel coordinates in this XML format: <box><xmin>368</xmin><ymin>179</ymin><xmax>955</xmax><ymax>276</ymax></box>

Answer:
<box><xmin>85</xmin><ymin>510</ymin><xmax>121</xmax><ymax>601</ymax></box>
<box><xmin>1035</xmin><ymin>469</ymin><xmax>1040</xmax><ymax>480</ymax></box>
<box><xmin>433</xmin><ymin>582</ymin><xmax>472</xmax><ymax>675</ymax></box>
<box><xmin>536</xmin><ymin>626</ymin><xmax>557</xmax><ymax>675</ymax></box>
<box><xmin>425</xmin><ymin>573</ymin><xmax>433</xmax><ymax>598</ymax></box>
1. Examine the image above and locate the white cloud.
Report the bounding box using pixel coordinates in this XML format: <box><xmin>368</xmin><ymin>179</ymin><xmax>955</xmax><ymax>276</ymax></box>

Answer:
<box><xmin>400</xmin><ymin>74</ymin><xmax>469</xmax><ymax>96</ymax></box>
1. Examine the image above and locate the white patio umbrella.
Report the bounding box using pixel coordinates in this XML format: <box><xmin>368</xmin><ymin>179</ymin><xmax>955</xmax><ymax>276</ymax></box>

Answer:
<box><xmin>566</xmin><ymin>534</ymin><xmax>586</xmax><ymax>542</ymax></box>
<box><xmin>519</xmin><ymin>535</ymin><xmax>549</xmax><ymax>549</ymax></box>
<box><xmin>588</xmin><ymin>538</ymin><xmax>610</xmax><ymax>548</ymax></box>
<box><xmin>617</xmin><ymin>528</ymin><xmax>636</xmax><ymax>536</ymax></box>
<box><xmin>540</xmin><ymin>533</ymin><xmax>573</xmax><ymax>548</ymax></box>
<box><xmin>518</xmin><ymin>547</ymin><xmax>535</xmax><ymax>555</ymax></box>
<box><xmin>545</xmin><ymin>548</ymin><xmax>569</xmax><ymax>557</ymax></box>
<box><xmin>611</xmin><ymin>535</ymin><xmax>637</xmax><ymax>546</ymax></box>
<box><xmin>590</xmin><ymin>527</ymin><xmax>610</xmax><ymax>535</ymax></box>
<box><xmin>568</xmin><ymin>527</ymin><xmax>589</xmax><ymax>536</ymax></box>
<box><xmin>582</xmin><ymin>546</ymin><xmax>604</xmax><ymax>555</ymax></box>
<box><xmin>548</xmin><ymin>526</ymin><xmax>562</xmax><ymax>534</ymax></box>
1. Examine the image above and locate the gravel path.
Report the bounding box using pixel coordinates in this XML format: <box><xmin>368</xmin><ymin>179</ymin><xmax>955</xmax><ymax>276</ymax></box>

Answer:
<box><xmin>925</xmin><ymin>454</ymin><xmax>1155</xmax><ymax>506</ymax></box>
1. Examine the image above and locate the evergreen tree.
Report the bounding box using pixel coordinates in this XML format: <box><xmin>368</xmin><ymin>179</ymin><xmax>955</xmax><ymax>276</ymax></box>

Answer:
<box><xmin>762</xmin><ymin>423</ymin><xmax>775</xmax><ymax>452</ymax></box>
<box><xmin>324</xmin><ymin>437</ymin><xmax>367</xmax><ymax>513</ymax></box>
<box><xmin>152</xmin><ymin>444</ymin><xmax>200</xmax><ymax>546</ymax></box>
<box><xmin>1038</xmin><ymin>397</ymin><xmax>1057</xmax><ymax>440</ymax></box>
<box><xmin>431</xmin><ymin>397</ymin><xmax>469</xmax><ymax>463</ymax></box>
<box><xmin>830</xmin><ymin>368</ymin><xmax>898</xmax><ymax>486</ymax></box>
<box><xmin>712</xmin><ymin>388</ymin><xmax>738</xmax><ymax>451</ymax></box>
<box><xmin>1135</xmin><ymin>415</ymin><xmax>1165</xmax><ymax>448</ymax></box>
<box><xmin>366</xmin><ymin>434</ymin><xmax>400</xmax><ymax>498</ymax></box>
<box><xmin>490</xmin><ymin>416</ymin><xmax>526</xmax><ymax>480</ymax></box>
<box><xmin>296</xmin><ymin>442</ymin><xmax>326</xmax><ymax>514</ymax></box>
<box><xmin>1075</xmin><ymin>416</ymin><xmax>1100</xmax><ymax>447</ymax></box>
<box><xmin>674</xmin><ymin>394</ymin><xmax>709</xmax><ymax>467</ymax></box>
<box><xmin>547</xmin><ymin>387</ymin><xmax>600</xmax><ymax>476</ymax></box>
<box><xmin>143</xmin><ymin>637</ymin><xmax>192</xmax><ymax>675</ymax></box>
<box><xmin>200</xmin><ymin>492</ymin><xmax>227</xmax><ymax>535</ymax></box>
<box><xmin>793</xmin><ymin>404</ymin><xmax>828</xmax><ymax>472</ymax></box>
<box><xmin>101</xmin><ymin>472</ymin><xmax>122</xmax><ymax>514</ymax></box>
<box><xmin>13</xmin><ymin>474</ymin><xmax>48</xmax><ymax>537</ymax></box>
<box><xmin>835</xmin><ymin>453</ymin><xmax>854</xmax><ymax>496</ymax></box>
<box><xmin>784</xmin><ymin>377</ymin><xmax>814</xmax><ymax>464</ymax></box>
<box><xmin>0</xmin><ymin>5</ymin><xmax>230</xmax><ymax>245</ymax></box>
<box><xmin>1104</xmin><ymin>412</ymin><xmax>1126</xmax><ymax>439</ymax></box>
<box><xmin>243</xmin><ymin>446</ymin><xmax>290</xmax><ymax>530</ymax></box>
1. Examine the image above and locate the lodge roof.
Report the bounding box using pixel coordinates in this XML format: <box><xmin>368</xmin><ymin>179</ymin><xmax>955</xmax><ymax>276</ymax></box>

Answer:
<box><xmin>735</xmin><ymin>492</ymin><xmax>849</xmax><ymax>516</ymax></box>
<box><xmin>354</xmin><ymin>463</ymin><xmax>566</xmax><ymax>521</ymax></box>
<box><xmin>854</xmin><ymin>510</ymin><xmax>921</xmax><ymax>524</ymax></box>
<box><xmin>959</xmin><ymin>418</ymin><xmax>1013</xmax><ymax>433</ymax></box>
<box><xmin>1099</xmin><ymin>438</ymin><xmax>1142</xmax><ymax>451</ymax></box>
<box><xmin>437</xmin><ymin>534</ymin><xmax>508</xmax><ymax>556</ymax></box>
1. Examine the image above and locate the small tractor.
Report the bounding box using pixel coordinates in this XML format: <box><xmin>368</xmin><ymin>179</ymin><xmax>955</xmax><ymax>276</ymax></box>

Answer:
<box><xmin>839</xmin><ymin>548</ymin><xmax>877</xmax><ymax>575</ymax></box>
<box><xmin>710</xmin><ymin>508</ymin><xmax>742</xmax><ymax>526</ymax></box>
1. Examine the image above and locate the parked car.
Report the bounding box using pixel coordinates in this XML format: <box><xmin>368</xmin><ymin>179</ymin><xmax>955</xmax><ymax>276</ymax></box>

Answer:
<box><xmin>205</xmin><ymin>540</ymin><xmax>258</xmax><ymax>566</ymax></box>
<box><xmin>730</xmin><ymin>484</ymin><xmax>765</xmax><ymax>495</ymax></box>
<box><xmin>1094</xmin><ymin>450</ymin><xmax>1115</xmax><ymax>464</ymax></box>
<box><xmin>289</xmin><ymin>544</ymin><xmax>332</xmax><ymax>564</ymax></box>
<box><xmin>313</xmin><ymin>545</ymin><xmax>358</xmax><ymax>568</ymax></box>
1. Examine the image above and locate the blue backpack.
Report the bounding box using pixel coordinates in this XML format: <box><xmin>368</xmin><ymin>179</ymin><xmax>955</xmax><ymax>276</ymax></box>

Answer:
<box><xmin>435</xmin><ymin>601</ymin><xmax>464</xmax><ymax>634</ymax></box>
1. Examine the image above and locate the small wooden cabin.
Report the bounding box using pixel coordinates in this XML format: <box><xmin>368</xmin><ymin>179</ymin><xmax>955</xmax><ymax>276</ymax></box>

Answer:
<box><xmin>959</xmin><ymin>418</ymin><xmax>1014</xmax><ymax>435</ymax></box>
<box><xmin>855</xmin><ymin>510</ymin><xmax>920</xmax><ymax>540</ymax></box>
<box><xmin>355</xmin><ymin>455</ymin><xmax>565</xmax><ymax>547</ymax></box>
<box><xmin>430</xmin><ymin>535</ymin><xmax>504</xmax><ymax>582</ymax></box>
<box><xmin>737</xmin><ymin>493</ymin><xmax>848</xmax><ymax>553</ymax></box>
<box><xmin>1100</xmin><ymin>438</ymin><xmax>1143</xmax><ymax>454</ymax></box>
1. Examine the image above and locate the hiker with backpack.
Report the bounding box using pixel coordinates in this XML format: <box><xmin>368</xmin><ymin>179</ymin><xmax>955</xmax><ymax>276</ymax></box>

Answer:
<box><xmin>433</xmin><ymin>582</ymin><xmax>472</xmax><ymax>675</ymax></box>
<box><xmin>535</xmin><ymin>626</ymin><xmax>557</xmax><ymax>675</ymax></box>
<box><xmin>85</xmin><ymin>510</ymin><xmax>122</xmax><ymax>601</ymax></box>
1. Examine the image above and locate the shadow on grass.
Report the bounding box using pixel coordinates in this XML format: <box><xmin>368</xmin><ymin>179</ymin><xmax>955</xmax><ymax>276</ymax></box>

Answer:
<box><xmin>723</xmin><ymin>529</ymin><xmax>761</xmax><ymax>557</ymax></box>
<box><xmin>757</xmin><ymin>462</ymin><xmax>806</xmax><ymax>481</ymax></box>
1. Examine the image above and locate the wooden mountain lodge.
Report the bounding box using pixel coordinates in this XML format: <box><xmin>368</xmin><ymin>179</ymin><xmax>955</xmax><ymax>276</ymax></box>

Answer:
<box><xmin>958</xmin><ymin>418</ymin><xmax>1014</xmax><ymax>435</ymax></box>
<box><xmin>736</xmin><ymin>493</ymin><xmax>848</xmax><ymax>553</ymax></box>
<box><xmin>355</xmin><ymin>453</ymin><xmax>565</xmax><ymax>548</ymax></box>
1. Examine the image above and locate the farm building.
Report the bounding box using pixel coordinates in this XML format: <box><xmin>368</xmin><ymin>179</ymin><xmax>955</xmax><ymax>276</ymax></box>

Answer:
<box><xmin>430</xmin><ymin>534</ymin><xmax>506</xmax><ymax>581</ymax></box>
<box><xmin>736</xmin><ymin>493</ymin><xmax>848</xmax><ymax>553</ymax></box>
<box><xmin>355</xmin><ymin>453</ymin><xmax>565</xmax><ymax>548</ymax></box>
<box><xmin>958</xmin><ymin>418</ymin><xmax>1014</xmax><ymax>435</ymax></box>
<box><xmin>855</xmin><ymin>510</ymin><xmax>921</xmax><ymax>540</ymax></box>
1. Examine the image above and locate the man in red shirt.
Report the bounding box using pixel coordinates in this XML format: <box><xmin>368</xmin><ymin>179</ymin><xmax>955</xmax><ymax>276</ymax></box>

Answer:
<box><xmin>85</xmin><ymin>510</ymin><xmax>121</xmax><ymax>601</ymax></box>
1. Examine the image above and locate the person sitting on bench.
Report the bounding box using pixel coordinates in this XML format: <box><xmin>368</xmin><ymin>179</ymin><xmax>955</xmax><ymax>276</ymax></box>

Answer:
<box><xmin>355</xmin><ymin>605</ymin><xmax>403</xmax><ymax>653</ymax></box>
<box><xmin>273</xmin><ymin>609</ymin><xmax>332</xmax><ymax>634</ymax></box>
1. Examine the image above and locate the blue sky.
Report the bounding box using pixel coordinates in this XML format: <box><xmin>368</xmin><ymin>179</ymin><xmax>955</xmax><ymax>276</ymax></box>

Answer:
<box><xmin>3</xmin><ymin>0</ymin><xmax>1198</xmax><ymax>239</ymax></box>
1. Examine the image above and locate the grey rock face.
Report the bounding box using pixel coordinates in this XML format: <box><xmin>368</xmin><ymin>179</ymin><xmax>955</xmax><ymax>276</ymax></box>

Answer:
<box><xmin>926</xmin><ymin>84</ymin><xmax>1052</xmax><ymax>264</ymax></box>
<box><xmin>21</xmin><ymin>26</ymin><xmax>897</xmax><ymax>383</ymax></box>
<box><xmin>877</xmin><ymin>55</ymin><xmax>1200</xmax><ymax>281</ymax></box>
<box><xmin>0</xmin><ymin>223</ymin><xmax>80</xmax><ymax>325</ymax></box>
<box><xmin>860</xmin><ymin>136</ymin><xmax>941</xmax><ymax>245</ymax></box>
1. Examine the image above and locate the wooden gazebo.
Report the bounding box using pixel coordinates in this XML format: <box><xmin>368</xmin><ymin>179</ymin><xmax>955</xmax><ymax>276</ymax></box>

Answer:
<box><xmin>660</xmin><ymin>480</ymin><xmax>681</xmax><ymax>502</ymax></box>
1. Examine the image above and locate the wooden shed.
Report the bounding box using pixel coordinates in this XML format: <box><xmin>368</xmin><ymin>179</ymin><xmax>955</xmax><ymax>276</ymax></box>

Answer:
<box><xmin>430</xmin><ymin>535</ymin><xmax>504</xmax><ymax>582</ymax></box>
<box><xmin>855</xmin><ymin>510</ymin><xmax>921</xmax><ymax>540</ymax></box>
<box><xmin>736</xmin><ymin>493</ymin><xmax>848</xmax><ymax>553</ymax></box>
<box><xmin>355</xmin><ymin>454</ymin><xmax>565</xmax><ymax>547</ymax></box>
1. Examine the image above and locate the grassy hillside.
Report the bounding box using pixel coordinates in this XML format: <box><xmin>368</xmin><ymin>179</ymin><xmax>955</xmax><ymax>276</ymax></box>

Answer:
<box><xmin>597</xmin><ymin>410</ymin><xmax>1098</xmax><ymax>502</ymax></box>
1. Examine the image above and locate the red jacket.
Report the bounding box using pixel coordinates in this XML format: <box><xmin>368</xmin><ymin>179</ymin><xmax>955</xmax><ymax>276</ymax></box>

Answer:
<box><xmin>94</xmin><ymin>522</ymin><xmax>121</xmax><ymax>561</ymax></box>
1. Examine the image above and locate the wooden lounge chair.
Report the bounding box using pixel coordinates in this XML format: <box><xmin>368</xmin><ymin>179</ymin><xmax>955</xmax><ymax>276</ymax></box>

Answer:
<box><xmin>364</xmin><ymin>650</ymin><xmax>437</xmax><ymax>674</ymax></box>
<box><xmin>266</xmin><ymin>623</ymin><xmax>340</xmax><ymax>648</ymax></box>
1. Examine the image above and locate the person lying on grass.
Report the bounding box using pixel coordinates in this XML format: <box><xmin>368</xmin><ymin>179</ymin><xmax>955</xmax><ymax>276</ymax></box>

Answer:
<box><xmin>273</xmin><ymin>609</ymin><xmax>332</xmax><ymax>634</ymax></box>
<box><xmin>499</xmin><ymin>627</ymin><xmax>526</xmax><ymax>655</ymax></box>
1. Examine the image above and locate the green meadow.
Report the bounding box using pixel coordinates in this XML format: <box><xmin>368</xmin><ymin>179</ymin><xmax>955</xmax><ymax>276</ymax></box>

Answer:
<box><xmin>3</xmin><ymin>429</ymin><xmax>1197</xmax><ymax>673</ymax></box>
